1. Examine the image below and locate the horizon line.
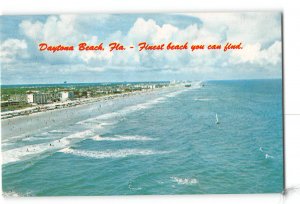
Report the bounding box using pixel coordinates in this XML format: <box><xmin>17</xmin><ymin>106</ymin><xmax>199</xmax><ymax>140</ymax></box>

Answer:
<box><xmin>0</xmin><ymin>78</ymin><xmax>282</xmax><ymax>86</ymax></box>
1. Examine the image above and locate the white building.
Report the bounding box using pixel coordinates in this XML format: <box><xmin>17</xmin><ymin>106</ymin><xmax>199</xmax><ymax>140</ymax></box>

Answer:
<box><xmin>26</xmin><ymin>93</ymin><xmax>34</xmax><ymax>103</ymax></box>
<box><xmin>59</xmin><ymin>91</ymin><xmax>69</xmax><ymax>102</ymax></box>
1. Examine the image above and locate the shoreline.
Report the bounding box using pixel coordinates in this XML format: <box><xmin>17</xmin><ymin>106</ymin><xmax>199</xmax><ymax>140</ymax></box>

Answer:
<box><xmin>1</xmin><ymin>84</ymin><xmax>187</xmax><ymax>140</ymax></box>
<box><xmin>1</xmin><ymin>85</ymin><xmax>181</xmax><ymax>120</ymax></box>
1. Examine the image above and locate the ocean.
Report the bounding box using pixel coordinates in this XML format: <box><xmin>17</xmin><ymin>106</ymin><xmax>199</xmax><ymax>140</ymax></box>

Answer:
<box><xmin>1</xmin><ymin>79</ymin><xmax>284</xmax><ymax>196</ymax></box>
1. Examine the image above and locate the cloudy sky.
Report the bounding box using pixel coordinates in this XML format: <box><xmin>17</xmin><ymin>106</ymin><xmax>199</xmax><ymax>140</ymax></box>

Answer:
<box><xmin>0</xmin><ymin>12</ymin><xmax>282</xmax><ymax>84</ymax></box>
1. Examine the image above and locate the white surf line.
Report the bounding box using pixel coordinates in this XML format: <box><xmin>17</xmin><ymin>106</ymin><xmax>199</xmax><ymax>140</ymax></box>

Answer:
<box><xmin>2</xmin><ymin>123</ymin><xmax>60</xmax><ymax>144</ymax></box>
<box><xmin>194</xmin><ymin>98</ymin><xmax>214</xmax><ymax>101</ymax></box>
<box><xmin>2</xmin><ymin>93</ymin><xmax>168</xmax><ymax>164</ymax></box>
<box><xmin>170</xmin><ymin>176</ymin><xmax>199</xmax><ymax>185</ymax></box>
<box><xmin>2</xmin><ymin>129</ymin><xmax>96</xmax><ymax>165</ymax></box>
<box><xmin>48</xmin><ymin>130</ymin><xmax>73</xmax><ymax>134</ymax></box>
<box><xmin>90</xmin><ymin>135</ymin><xmax>157</xmax><ymax>141</ymax></box>
<box><xmin>2</xmin><ymin>190</ymin><xmax>22</xmax><ymax>197</ymax></box>
<box><xmin>2</xmin><ymin>87</ymin><xmax>191</xmax><ymax>165</ymax></box>
<box><xmin>78</xmin><ymin>88</ymin><xmax>189</xmax><ymax>125</ymax></box>
<box><xmin>59</xmin><ymin>148</ymin><xmax>171</xmax><ymax>159</ymax></box>
<box><xmin>1</xmin><ymin>129</ymin><xmax>73</xmax><ymax>150</ymax></box>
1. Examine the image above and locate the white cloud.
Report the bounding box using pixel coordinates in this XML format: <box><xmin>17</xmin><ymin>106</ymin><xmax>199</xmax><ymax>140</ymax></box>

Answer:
<box><xmin>18</xmin><ymin>15</ymin><xmax>115</xmax><ymax>66</ymax></box>
<box><xmin>1</xmin><ymin>13</ymin><xmax>282</xmax><ymax>83</ymax></box>
<box><xmin>0</xmin><ymin>39</ymin><xmax>28</xmax><ymax>63</ymax></box>
<box><xmin>187</xmin><ymin>12</ymin><xmax>282</xmax><ymax>44</ymax></box>
<box><xmin>127</xmin><ymin>18</ymin><xmax>181</xmax><ymax>43</ymax></box>
<box><xmin>20</xmin><ymin>15</ymin><xmax>78</xmax><ymax>44</ymax></box>
<box><xmin>230</xmin><ymin>41</ymin><xmax>282</xmax><ymax>65</ymax></box>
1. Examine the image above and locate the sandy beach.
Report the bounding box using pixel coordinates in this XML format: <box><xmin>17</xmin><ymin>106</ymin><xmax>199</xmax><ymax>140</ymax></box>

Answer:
<box><xmin>1</xmin><ymin>86</ymin><xmax>183</xmax><ymax>141</ymax></box>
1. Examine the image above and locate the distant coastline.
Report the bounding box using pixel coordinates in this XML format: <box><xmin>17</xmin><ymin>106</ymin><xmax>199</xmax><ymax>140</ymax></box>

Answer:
<box><xmin>0</xmin><ymin>81</ymin><xmax>171</xmax><ymax>87</ymax></box>
<box><xmin>1</xmin><ymin>81</ymin><xmax>190</xmax><ymax>120</ymax></box>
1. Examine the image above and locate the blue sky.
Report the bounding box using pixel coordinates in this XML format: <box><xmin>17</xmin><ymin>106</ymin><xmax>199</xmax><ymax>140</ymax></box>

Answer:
<box><xmin>0</xmin><ymin>13</ymin><xmax>282</xmax><ymax>84</ymax></box>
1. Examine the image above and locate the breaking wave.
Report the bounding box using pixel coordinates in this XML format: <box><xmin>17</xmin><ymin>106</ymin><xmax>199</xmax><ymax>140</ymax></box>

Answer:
<box><xmin>194</xmin><ymin>98</ymin><xmax>214</xmax><ymax>101</ymax></box>
<box><xmin>2</xmin><ymin>191</ymin><xmax>22</xmax><ymax>197</ymax></box>
<box><xmin>59</xmin><ymin>148</ymin><xmax>170</xmax><ymax>159</ymax></box>
<box><xmin>78</xmin><ymin>89</ymin><xmax>188</xmax><ymax>125</ymax></box>
<box><xmin>90</xmin><ymin>135</ymin><xmax>157</xmax><ymax>141</ymax></box>
<box><xmin>2</xmin><ymin>88</ymin><xmax>186</xmax><ymax>165</ymax></box>
<box><xmin>2</xmin><ymin>130</ymin><xmax>95</xmax><ymax>165</ymax></box>
<box><xmin>170</xmin><ymin>177</ymin><xmax>198</xmax><ymax>185</ymax></box>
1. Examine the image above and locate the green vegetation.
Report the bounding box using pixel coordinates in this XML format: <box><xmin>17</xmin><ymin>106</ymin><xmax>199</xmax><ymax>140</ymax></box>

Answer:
<box><xmin>0</xmin><ymin>82</ymin><xmax>171</xmax><ymax>112</ymax></box>
<box><xmin>1</xmin><ymin>102</ymin><xmax>32</xmax><ymax>112</ymax></box>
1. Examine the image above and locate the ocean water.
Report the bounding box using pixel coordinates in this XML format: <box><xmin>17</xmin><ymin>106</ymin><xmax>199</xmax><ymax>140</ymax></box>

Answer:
<box><xmin>2</xmin><ymin>79</ymin><xmax>284</xmax><ymax>196</ymax></box>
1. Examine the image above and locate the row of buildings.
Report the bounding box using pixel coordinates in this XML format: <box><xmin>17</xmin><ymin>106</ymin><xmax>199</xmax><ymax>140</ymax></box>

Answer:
<box><xmin>4</xmin><ymin>83</ymin><xmax>171</xmax><ymax>107</ymax></box>
<box><xmin>9</xmin><ymin>90</ymin><xmax>73</xmax><ymax>104</ymax></box>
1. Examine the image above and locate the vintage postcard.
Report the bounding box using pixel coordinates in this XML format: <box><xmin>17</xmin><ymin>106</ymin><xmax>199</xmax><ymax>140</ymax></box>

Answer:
<box><xmin>0</xmin><ymin>12</ymin><xmax>283</xmax><ymax>196</ymax></box>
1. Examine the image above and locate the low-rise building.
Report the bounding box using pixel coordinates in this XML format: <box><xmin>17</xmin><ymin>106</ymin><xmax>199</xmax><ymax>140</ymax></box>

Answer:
<box><xmin>9</xmin><ymin>94</ymin><xmax>27</xmax><ymax>102</ymax></box>
<box><xmin>33</xmin><ymin>93</ymin><xmax>52</xmax><ymax>104</ymax></box>
<box><xmin>59</xmin><ymin>91</ymin><xmax>69</xmax><ymax>102</ymax></box>
<box><xmin>26</xmin><ymin>93</ymin><xmax>34</xmax><ymax>103</ymax></box>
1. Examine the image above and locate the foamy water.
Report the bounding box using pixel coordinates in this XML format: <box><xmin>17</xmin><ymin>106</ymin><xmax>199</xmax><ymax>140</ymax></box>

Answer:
<box><xmin>2</xmin><ymin>81</ymin><xmax>283</xmax><ymax>196</ymax></box>
<box><xmin>170</xmin><ymin>177</ymin><xmax>199</xmax><ymax>185</ymax></box>
<box><xmin>77</xmin><ymin>88</ymin><xmax>190</xmax><ymax>125</ymax></box>
<box><xmin>2</xmin><ymin>190</ymin><xmax>22</xmax><ymax>197</ymax></box>
<box><xmin>59</xmin><ymin>148</ymin><xmax>171</xmax><ymax>159</ymax></box>
<box><xmin>90</xmin><ymin>135</ymin><xmax>157</xmax><ymax>141</ymax></box>
<box><xmin>2</xmin><ymin>129</ymin><xmax>95</xmax><ymax>164</ymax></box>
<box><xmin>2</xmin><ymin>87</ymin><xmax>187</xmax><ymax>165</ymax></box>
<box><xmin>194</xmin><ymin>98</ymin><xmax>214</xmax><ymax>101</ymax></box>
